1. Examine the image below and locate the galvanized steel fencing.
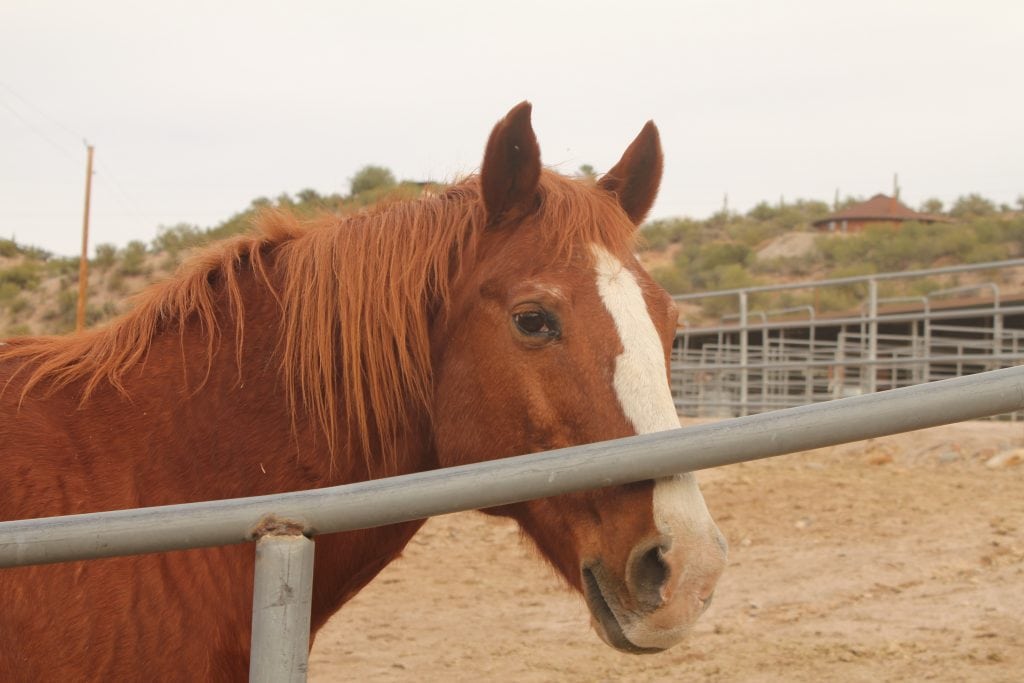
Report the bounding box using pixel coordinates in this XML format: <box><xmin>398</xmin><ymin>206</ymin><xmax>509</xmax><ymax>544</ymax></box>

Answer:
<box><xmin>672</xmin><ymin>258</ymin><xmax>1024</xmax><ymax>418</ymax></box>
<box><xmin>2</xmin><ymin>366</ymin><xmax>1024</xmax><ymax>680</ymax></box>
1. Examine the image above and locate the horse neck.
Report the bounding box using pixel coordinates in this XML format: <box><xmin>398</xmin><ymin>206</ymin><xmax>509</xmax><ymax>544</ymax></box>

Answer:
<box><xmin>71</xmin><ymin>257</ymin><xmax>435</xmax><ymax>506</ymax></box>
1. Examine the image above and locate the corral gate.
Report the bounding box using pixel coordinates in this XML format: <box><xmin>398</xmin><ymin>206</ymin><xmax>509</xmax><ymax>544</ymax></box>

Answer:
<box><xmin>2</xmin><ymin>366</ymin><xmax>1023</xmax><ymax>681</ymax></box>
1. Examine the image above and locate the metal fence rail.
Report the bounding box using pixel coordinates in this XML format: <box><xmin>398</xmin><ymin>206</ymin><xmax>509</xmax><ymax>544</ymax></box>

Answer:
<box><xmin>672</xmin><ymin>258</ymin><xmax>1024</xmax><ymax>418</ymax></box>
<box><xmin>3</xmin><ymin>366</ymin><xmax>1024</xmax><ymax>679</ymax></box>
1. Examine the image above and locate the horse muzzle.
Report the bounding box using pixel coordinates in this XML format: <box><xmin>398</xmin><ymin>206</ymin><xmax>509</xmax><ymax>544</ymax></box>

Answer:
<box><xmin>581</xmin><ymin>531</ymin><xmax>726</xmax><ymax>653</ymax></box>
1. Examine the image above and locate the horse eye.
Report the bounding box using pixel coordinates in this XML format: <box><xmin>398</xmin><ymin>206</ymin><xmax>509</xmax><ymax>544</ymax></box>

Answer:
<box><xmin>513</xmin><ymin>310</ymin><xmax>557</xmax><ymax>338</ymax></box>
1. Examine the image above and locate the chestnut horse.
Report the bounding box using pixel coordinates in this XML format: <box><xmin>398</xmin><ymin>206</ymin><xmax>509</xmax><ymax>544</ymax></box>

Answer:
<box><xmin>0</xmin><ymin>103</ymin><xmax>726</xmax><ymax>679</ymax></box>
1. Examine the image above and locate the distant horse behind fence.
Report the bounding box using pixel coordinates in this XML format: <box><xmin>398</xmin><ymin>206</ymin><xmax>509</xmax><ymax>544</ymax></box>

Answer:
<box><xmin>0</xmin><ymin>103</ymin><xmax>725</xmax><ymax>680</ymax></box>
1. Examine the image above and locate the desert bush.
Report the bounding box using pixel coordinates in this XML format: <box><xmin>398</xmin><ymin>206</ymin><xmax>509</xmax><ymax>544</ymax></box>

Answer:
<box><xmin>710</xmin><ymin>262</ymin><xmax>756</xmax><ymax>290</ymax></box>
<box><xmin>44</xmin><ymin>288</ymin><xmax>78</xmax><ymax>329</ymax></box>
<box><xmin>686</xmin><ymin>242</ymin><xmax>752</xmax><ymax>282</ymax></box>
<box><xmin>0</xmin><ymin>238</ymin><xmax>50</xmax><ymax>260</ymax></box>
<box><xmin>815</xmin><ymin>286</ymin><xmax>863</xmax><ymax>313</ymax></box>
<box><xmin>700</xmin><ymin>292</ymin><xmax>741</xmax><ymax>319</ymax></box>
<box><xmin>964</xmin><ymin>242</ymin><xmax>1011</xmax><ymax>264</ymax></box>
<box><xmin>649</xmin><ymin>266</ymin><xmax>691</xmax><ymax>295</ymax></box>
<box><xmin>817</xmin><ymin>223</ymin><xmax>990</xmax><ymax>273</ymax></box>
<box><xmin>727</xmin><ymin>218</ymin><xmax>788</xmax><ymax>248</ymax></box>
<box><xmin>349</xmin><ymin>165</ymin><xmax>396</xmax><ymax>196</ymax></box>
<box><xmin>43</xmin><ymin>257</ymin><xmax>79</xmax><ymax>278</ymax></box>
<box><xmin>812</xmin><ymin>263</ymin><xmax>877</xmax><ymax>313</ymax></box>
<box><xmin>160</xmin><ymin>254</ymin><xmax>181</xmax><ymax>272</ymax></box>
<box><xmin>93</xmin><ymin>243</ymin><xmax>118</xmax><ymax>272</ymax></box>
<box><xmin>152</xmin><ymin>224</ymin><xmax>204</xmax><ymax>256</ymax></box>
<box><xmin>0</xmin><ymin>262</ymin><xmax>42</xmax><ymax>290</ymax></box>
<box><xmin>906</xmin><ymin>278</ymin><xmax>942</xmax><ymax>297</ymax></box>
<box><xmin>118</xmin><ymin>241</ymin><xmax>150</xmax><ymax>277</ymax></box>
<box><xmin>0</xmin><ymin>238</ymin><xmax>18</xmax><ymax>258</ymax></box>
<box><xmin>752</xmin><ymin>253</ymin><xmax>818</xmax><ymax>278</ymax></box>
<box><xmin>99</xmin><ymin>301</ymin><xmax>120</xmax><ymax>319</ymax></box>
<box><xmin>949</xmin><ymin>193</ymin><xmax>997</xmax><ymax>219</ymax></box>
<box><xmin>641</xmin><ymin>218</ymin><xmax>701</xmax><ymax>251</ymax></box>
<box><xmin>8</xmin><ymin>295</ymin><xmax>31</xmax><ymax>317</ymax></box>
<box><xmin>0</xmin><ymin>281</ymin><xmax>20</xmax><ymax>303</ymax></box>
<box><xmin>42</xmin><ymin>289</ymin><xmax>107</xmax><ymax>333</ymax></box>
<box><xmin>106</xmin><ymin>271</ymin><xmax>127</xmax><ymax>295</ymax></box>
<box><xmin>745</xmin><ymin>199</ymin><xmax>830</xmax><ymax>229</ymax></box>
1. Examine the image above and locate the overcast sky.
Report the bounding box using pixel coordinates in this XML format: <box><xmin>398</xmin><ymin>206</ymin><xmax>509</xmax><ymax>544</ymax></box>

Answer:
<box><xmin>2</xmin><ymin>1</ymin><xmax>1022</xmax><ymax>257</ymax></box>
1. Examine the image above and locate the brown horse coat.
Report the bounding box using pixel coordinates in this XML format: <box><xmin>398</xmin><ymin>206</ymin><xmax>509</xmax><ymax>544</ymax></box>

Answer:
<box><xmin>0</xmin><ymin>103</ymin><xmax>725</xmax><ymax>679</ymax></box>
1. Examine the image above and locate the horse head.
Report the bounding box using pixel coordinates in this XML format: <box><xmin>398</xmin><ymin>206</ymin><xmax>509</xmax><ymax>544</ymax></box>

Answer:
<box><xmin>432</xmin><ymin>102</ymin><xmax>727</xmax><ymax>653</ymax></box>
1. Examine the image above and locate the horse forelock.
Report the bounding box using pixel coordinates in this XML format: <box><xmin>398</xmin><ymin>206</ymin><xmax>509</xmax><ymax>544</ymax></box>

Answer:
<box><xmin>0</xmin><ymin>170</ymin><xmax>637</xmax><ymax>475</ymax></box>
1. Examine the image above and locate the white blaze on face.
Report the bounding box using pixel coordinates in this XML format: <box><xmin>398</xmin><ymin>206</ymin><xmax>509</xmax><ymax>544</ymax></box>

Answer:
<box><xmin>591</xmin><ymin>245</ymin><xmax>679</xmax><ymax>435</ymax></box>
<box><xmin>592</xmin><ymin>245</ymin><xmax>718</xmax><ymax>646</ymax></box>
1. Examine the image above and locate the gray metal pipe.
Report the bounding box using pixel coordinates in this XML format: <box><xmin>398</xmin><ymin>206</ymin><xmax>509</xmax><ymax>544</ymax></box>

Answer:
<box><xmin>679</xmin><ymin>303</ymin><xmax>1024</xmax><ymax>336</ymax></box>
<box><xmin>2</xmin><ymin>365</ymin><xmax>1024</xmax><ymax>568</ymax></box>
<box><xmin>671</xmin><ymin>351</ymin><xmax>1024</xmax><ymax>372</ymax></box>
<box><xmin>249</xmin><ymin>534</ymin><xmax>315</xmax><ymax>683</ymax></box>
<box><xmin>673</xmin><ymin>257</ymin><xmax>1024</xmax><ymax>301</ymax></box>
<box><xmin>739</xmin><ymin>290</ymin><xmax>749</xmax><ymax>417</ymax></box>
<box><xmin>867</xmin><ymin>278</ymin><xmax>879</xmax><ymax>394</ymax></box>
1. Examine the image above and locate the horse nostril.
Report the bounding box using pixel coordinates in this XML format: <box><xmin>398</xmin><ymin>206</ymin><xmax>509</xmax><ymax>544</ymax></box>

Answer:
<box><xmin>628</xmin><ymin>542</ymin><xmax>670</xmax><ymax>610</ymax></box>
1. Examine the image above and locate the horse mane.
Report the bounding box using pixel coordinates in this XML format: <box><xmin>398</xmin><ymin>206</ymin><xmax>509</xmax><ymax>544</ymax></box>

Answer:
<box><xmin>1</xmin><ymin>171</ymin><xmax>636</xmax><ymax>474</ymax></box>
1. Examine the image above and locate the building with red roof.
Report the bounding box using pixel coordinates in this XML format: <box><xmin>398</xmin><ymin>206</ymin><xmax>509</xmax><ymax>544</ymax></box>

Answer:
<box><xmin>812</xmin><ymin>194</ymin><xmax>951</xmax><ymax>233</ymax></box>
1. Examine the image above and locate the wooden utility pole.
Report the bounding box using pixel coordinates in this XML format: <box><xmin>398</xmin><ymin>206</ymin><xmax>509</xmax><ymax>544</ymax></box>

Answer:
<box><xmin>76</xmin><ymin>143</ymin><xmax>94</xmax><ymax>332</ymax></box>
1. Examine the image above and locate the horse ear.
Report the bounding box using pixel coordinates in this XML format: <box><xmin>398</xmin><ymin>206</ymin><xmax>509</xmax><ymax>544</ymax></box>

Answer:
<box><xmin>481</xmin><ymin>101</ymin><xmax>542</xmax><ymax>225</ymax></box>
<box><xmin>598</xmin><ymin>121</ymin><xmax>663</xmax><ymax>225</ymax></box>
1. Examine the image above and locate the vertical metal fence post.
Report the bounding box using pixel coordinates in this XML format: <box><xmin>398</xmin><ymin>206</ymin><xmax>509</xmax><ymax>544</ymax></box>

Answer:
<box><xmin>739</xmin><ymin>290</ymin><xmax>749</xmax><ymax>417</ymax></box>
<box><xmin>867</xmin><ymin>278</ymin><xmax>878</xmax><ymax>394</ymax></box>
<box><xmin>833</xmin><ymin>328</ymin><xmax>846</xmax><ymax>399</ymax></box>
<box><xmin>250</xmin><ymin>534</ymin><xmax>315</xmax><ymax>683</ymax></box>
<box><xmin>923</xmin><ymin>299</ymin><xmax>932</xmax><ymax>382</ymax></box>
<box><xmin>993</xmin><ymin>290</ymin><xmax>1003</xmax><ymax>373</ymax></box>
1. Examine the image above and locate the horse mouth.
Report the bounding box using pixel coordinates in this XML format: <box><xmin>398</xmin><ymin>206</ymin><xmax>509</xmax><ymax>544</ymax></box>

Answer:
<box><xmin>581</xmin><ymin>565</ymin><xmax>664</xmax><ymax>655</ymax></box>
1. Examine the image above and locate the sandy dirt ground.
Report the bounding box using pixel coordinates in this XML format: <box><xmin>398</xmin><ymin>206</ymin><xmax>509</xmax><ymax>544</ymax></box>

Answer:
<box><xmin>309</xmin><ymin>421</ymin><xmax>1024</xmax><ymax>682</ymax></box>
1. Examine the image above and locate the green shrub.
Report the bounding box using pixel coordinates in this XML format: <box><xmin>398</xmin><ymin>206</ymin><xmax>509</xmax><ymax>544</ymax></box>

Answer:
<box><xmin>44</xmin><ymin>288</ymin><xmax>79</xmax><ymax>329</ymax></box>
<box><xmin>641</xmin><ymin>218</ymin><xmax>701</xmax><ymax>251</ymax></box>
<box><xmin>118</xmin><ymin>241</ymin><xmax>150</xmax><ymax>277</ymax></box>
<box><xmin>152</xmin><ymin>224</ymin><xmax>204</xmax><ymax>256</ymax></box>
<box><xmin>0</xmin><ymin>281</ymin><xmax>20</xmax><ymax>303</ymax></box>
<box><xmin>0</xmin><ymin>262</ymin><xmax>42</xmax><ymax>289</ymax></box>
<box><xmin>907</xmin><ymin>278</ymin><xmax>942</xmax><ymax>297</ymax></box>
<box><xmin>949</xmin><ymin>193</ymin><xmax>997</xmax><ymax>219</ymax></box>
<box><xmin>816</xmin><ymin>287</ymin><xmax>863</xmax><ymax>313</ymax></box>
<box><xmin>349</xmin><ymin>165</ymin><xmax>396</xmax><ymax>196</ymax></box>
<box><xmin>650</xmin><ymin>266</ymin><xmax>690</xmax><ymax>295</ymax></box>
<box><xmin>964</xmin><ymin>242</ymin><xmax>1010</xmax><ymax>264</ymax></box>
<box><xmin>93</xmin><ymin>243</ymin><xmax>118</xmax><ymax>272</ymax></box>
<box><xmin>45</xmin><ymin>257</ymin><xmax>79</xmax><ymax>278</ymax></box>
<box><xmin>106</xmin><ymin>272</ymin><xmax>127</xmax><ymax>295</ymax></box>
<box><xmin>160</xmin><ymin>254</ymin><xmax>181</xmax><ymax>272</ymax></box>
<box><xmin>680</xmin><ymin>243</ymin><xmax>752</xmax><ymax>291</ymax></box>
<box><xmin>9</xmin><ymin>295</ymin><xmax>31</xmax><ymax>317</ymax></box>
<box><xmin>752</xmin><ymin>253</ymin><xmax>818</xmax><ymax>278</ymax></box>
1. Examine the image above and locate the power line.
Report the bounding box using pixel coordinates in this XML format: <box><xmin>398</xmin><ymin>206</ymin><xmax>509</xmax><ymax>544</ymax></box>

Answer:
<box><xmin>0</xmin><ymin>82</ymin><xmax>146</xmax><ymax>222</ymax></box>
<box><xmin>0</xmin><ymin>81</ymin><xmax>84</xmax><ymax>141</ymax></box>
<box><xmin>93</xmin><ymin>164</ymin><xmax>145</xmax><ymax>217</ymax></box>
<box><xmin>0</xmin><ymin>96</ymin><xmax>81</xmax><ymax>166</ymax></box>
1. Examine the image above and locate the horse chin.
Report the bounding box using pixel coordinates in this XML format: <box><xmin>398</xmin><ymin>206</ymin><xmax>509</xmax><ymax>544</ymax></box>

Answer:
<box><xmin>581</xmin><ymin>565</ymin><xmax>667</xmax><ymax>655</ymax></box>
